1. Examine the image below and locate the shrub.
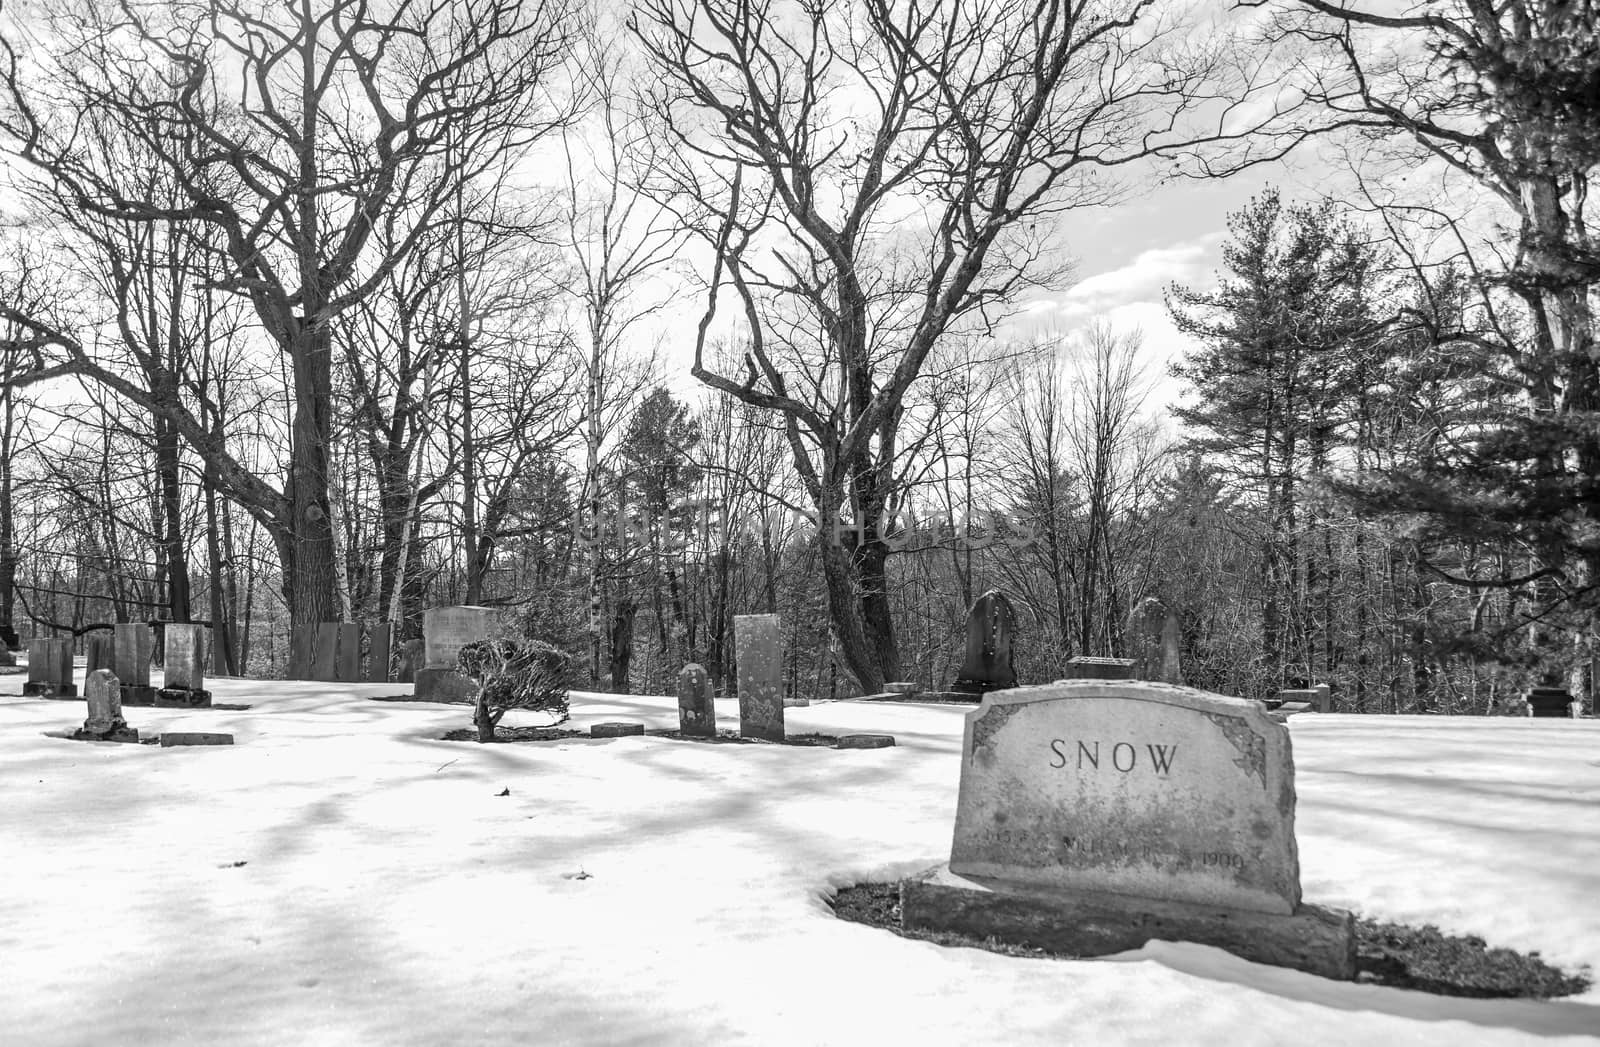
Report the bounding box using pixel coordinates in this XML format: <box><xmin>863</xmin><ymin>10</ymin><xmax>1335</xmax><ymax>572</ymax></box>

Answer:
<box><xmin>458</xmin><ymin>638</ymin><xmax>574</xmax><ymax>743</ymax></box>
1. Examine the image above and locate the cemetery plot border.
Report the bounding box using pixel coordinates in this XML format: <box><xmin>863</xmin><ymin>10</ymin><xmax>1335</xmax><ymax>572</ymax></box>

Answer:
<box><xmin>829</xmin><ymin>881</ymin><xmax>1593</xmax><ymax>997</ymax></box>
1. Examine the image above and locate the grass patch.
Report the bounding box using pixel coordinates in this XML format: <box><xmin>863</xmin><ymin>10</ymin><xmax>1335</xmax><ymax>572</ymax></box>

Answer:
<box><xmin>830</xmin><ymin>882</ymin><xmax>1591</xmax><ymax>997</ymax></box>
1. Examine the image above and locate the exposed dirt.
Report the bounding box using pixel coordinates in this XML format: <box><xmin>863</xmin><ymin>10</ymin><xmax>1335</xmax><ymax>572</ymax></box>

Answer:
<box><xmin>829</xmin><ymin>882</ymin><xmax>1592</xmax><ymax>998</ymax></box>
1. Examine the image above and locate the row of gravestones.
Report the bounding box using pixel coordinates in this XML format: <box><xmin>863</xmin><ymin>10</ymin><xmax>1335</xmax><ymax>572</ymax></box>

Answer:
<box><xmin>24</xmin><ymin>623</ymin><xmax>211</xmax><ymax>708</ymax></box>
<box><xmin>673</xmin><ymin>613</ymin><xmax>790</xmax><ymax>741</ymax></box>
<box><xmin>286</xmin><ymin>622</ymin><xmax>395</xmax><ymax>684</ymax></box>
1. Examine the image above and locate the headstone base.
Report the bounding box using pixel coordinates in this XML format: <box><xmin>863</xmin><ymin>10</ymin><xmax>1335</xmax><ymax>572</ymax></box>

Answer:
<box><xmin>72</xmin><ymin>725</ymin><xmax>140</xmax><ymax>744</ymax></box>
<box><xmin>155</xmin><ymin>688</ymin><xmax>212</xmax><ymax>708</ymax></box>
<box><xmin>836</xmin><ymin>733</ymin><xmax>895</xmax><ymax>749</ymax></box>
<box><xmin>24</xmin><ymin>682</ymin><xmax>77</xmax><ymax>698</ymax></box>
<box><xmin>413</xmin><ymin>668</ymin><xmax>479</xmax><ymax>701</ymax></box>
<box><xmin>901</xmin><ymin>865</ymin><xmax>1354</xmax><ymax>981</ymax></box>
<box><xmin>679</xmin><ymin>711</ymin><xmax>716</xmax><ymax>737</ymax></box>
<box><xmin>782</xmin><ymin>696</ymin><xmax>810</xmax><ymax>707</ymax></box>
<box><xmin>591</xmin><ymin>721</ymin><xmax>644</xmax><ymax>738</ymax></box>
<box><xmin>119</xmin><ymin>685</ymin><xmax>158</xmax><ymax>707</ymax></box>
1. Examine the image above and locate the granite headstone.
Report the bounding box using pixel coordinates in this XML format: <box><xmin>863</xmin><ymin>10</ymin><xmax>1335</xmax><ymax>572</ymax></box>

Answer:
<box><xmin>902</xmin><ymin>680</ymin><xmax>1354</xmax><ymax>979</ymax></box>
<box><xmin>734</xmin><ymin>614</ymin><xmax>784</xmax><ymax>741</ymax></box>
<box><xmin>951</xmin><ymin>590</ymin><xmax>1018</xmax><ymax>696</ymax></box>
<box><xmin>677</xmin><ymin>662</ymin><xmax>716</xmax><ymax>737</ymax></box>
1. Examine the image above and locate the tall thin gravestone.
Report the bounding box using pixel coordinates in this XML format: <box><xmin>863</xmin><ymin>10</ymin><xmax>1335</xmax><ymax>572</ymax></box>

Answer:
<box><xmin>951</xmin><ymin>590</ymin><xmax>1018</xmax><ymax>697</ymax></box>
<box><xmin>1127</xmin><ymin>596</ymin><xmax>1181</xmax><ymax>684</ymax></box>
<box><xmin>335</xmin><ymin>622</ymin><xmax>362</xmax><ymax>682</ymax></box>
<box><xmin>156</xmin><ymin>623</ymin><xmax>211</xmax><ymax>707</ymax></box>
<box><xmin>734</xmin><ymin>614</ymin><xmax>784</xmax><ymax>741</ymax></box>
<box><xmin>113</xmin><ymin>623</ymin><xmax>156</xmax><ymax>706</ymax></box>
<box><xmin>677</xmin><ymin>662</ymin><xmax>716</xmax><ymax>737</ymax></box>
<box><xmin>366</xmin><ymin>623</ymin><xmax>393</xmax><ymax>683</ymax></box>
<box><xmin>75</xmin><ymin>669</ymin><xmax>138</xmax><ymax>742</ymax></box>
<box><xmin>311</xmin><ymin>622</ymin><xmax>341</xmax><ymax>682</ymax></box>
<box><xmin>901</xmin><ymin>680</ymin><xmax>1355</xmax><ymax>979</ymax></box>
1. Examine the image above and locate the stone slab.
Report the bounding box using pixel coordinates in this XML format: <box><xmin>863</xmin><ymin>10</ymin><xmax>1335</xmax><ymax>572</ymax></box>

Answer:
<box><xmin>590</xmin><ymin>721</ymin><xmax>645</xmax><ymax>738</ymax></box>
<box><xmin>885</xmin><ymin>681</ymin><xmax>919</xmax><ymax>695</ymax></box>
<box><xmin>901</xmin><ymin>865</ymin><xmax>1354</xmax><ymax>981</ymax></box>
<box><xmin>112</xmin><ymin>624</ymin><xmax>153</xmax><ymax>687</ymax></box>
<box><xmin>154</xmin><ymin>688</ymin><xmax>213</xmax><ymax>708</ymax></box>
<box><xmin>782</xmin><ymin>696</ymin><xmax>810</xmax><ymax>707</ymax></box>
<box><xmin>163</xmin><ymin>623</ymin><xmax>206</xmax><ymax>691</ymax></box>
<box><xmin>413</xmin><ymin>667</ymin><xmax>479</xmax><ymax>702</ymax></box>
<box><xmin>367</xmin><ymin>623</ymin><xmax>393</xmax><ymax>683</ymax></box>
<box><xmin>336</xmin><ymin>622</ymin><xmax>362</xmax><ymax>682</ymax></box>
<box><xmin>1059</xmin><ymin>657</ymin><xmax>1135</xmax><ymax>680</ymax></box>
<box><xmin>289</xmin><ymin>627</ymin><xmax>315</xmax><ymax>680</ymax></box>
<box><xmin>159</xmin><ymin>732</ymin><xmax>234</xmax><ymax>747</ymax></box>
<box><xmin>735</xmin><ymin>614</ymin><xmax>784</xmax><ymax>742</ymax></box>
<box><xmin>677</xmin><ymin>663</ymin><xmax>716</xmax><ymax>737</ymax></box>
<box><xmin>950</xmin><ymin>681</ymin><xmax>1300</xmax><ymax>915</ymax></box>
<box><xmin>836</xmin><ymin>733</ymin><xmax>896</xmax><ymax>749</ymax></box>
<box><xmin>423</xmin><ymin>606</ymin><xmax>498</xmax><ymax>670</ymax></box>
<box><xmin>311</xmin><ymin>622</ymin><xmax>341</xmax><ymax>682</ymax></box>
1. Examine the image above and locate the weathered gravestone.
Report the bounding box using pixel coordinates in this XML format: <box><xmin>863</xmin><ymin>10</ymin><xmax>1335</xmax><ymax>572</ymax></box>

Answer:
<box><xmin>677</xmin><ymin>663</ymin><xmax>716</xmax><ymax>737</ymax></box>
<box><xmin>74</xmin><ymin>669</ymin><xmax>138</xmax><ymax>743</ymax></box>
<box><xmin>951</xmin><ymin>590</ymin><xmax>1018</xmax><ymax>697</ymax></box>
<box><xmin>113</xmin><ymin>623</ymin><xmax>156</xmax><ymax>706</ymax></box>
<box><xmin>415</xmin><ymin>606</ymin><xmax>498</xmax><ymax>700</ymax></box>
<box><xmin>397</xmin><ymin>638</ymin><xmax>425</xmax><ymax>683</ymax></box>
<box><xmin>901</xmin><ymin>680</ymin><xmax>1355</xmax><ymax>979</ymax></box>
<box><xmin>734</xmin><ymin>614</ymin><xmax>784</xmax><ymax>741</ymax></box>
<box><xmin>156</xmin><ymin>623</ymin><xmax>211</xmax><ymax>708</ymax></box>
<box><xmin>24</xmin><ymin>637</ymin><xmax>76</xmax><ymax>698</ymax></box>
<box><xmin>1127</xmin><ymin>597</ymin><xmax>1181</xmax><ymax>684</ymax></box>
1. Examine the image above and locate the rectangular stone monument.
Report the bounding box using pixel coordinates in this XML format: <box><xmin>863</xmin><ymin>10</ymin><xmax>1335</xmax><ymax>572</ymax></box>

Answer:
<box><xmin>288</xmin><ymin>627</ymin><xmax>315</xmax><ymax>680</ymax></box>
<box><xmin>1058</xmin><ymin>656</ymin><xmax>1135</xmax><ymax>681</ymax></box>
<box><xmin>414</xmin><ymin>606</ymin><xmax>498</xmax><ymax>701</ymax></box>
<box><xmin>1314</xmin><ymin>683</ymin><xmax>1332</xmax><ymax>714</ymax></box>
<box><xmin>734</xmin><ymin>614</ymin><xmax>784</xmax><ymax>741</ymax></box>
<box><xmin>24</xmin><ymin>637</ymin><xmax>75</xmax><ymax>698</ymax></box>
<box><xmin>366</xmin><ymin>623</ymin><xmax>393</xmax><ymax>683</ymax></box>
<box><xmin>74</xmin><ymin>669</ymin><xmax>138</xmax><ymax>743</ymax></box>
<box><xmin>156</xmin><ymin>623</ymin><xmax>211</xmax><ymax>708</ymax></box>
<box><xmin>677</xmin><ymin>662</ymin><xmax>716</xmax><ymax>737</ymax></box>
<box><xmin>85</xmin><ymin>633</ymin><xmax>112</xmax><ymax>676</ymax></box>
<box><xmin>113</xmin><ymin>623</ymin><xmax>156</xmax><ymax>705</ymax></box>
<box><xmin>901</xmin><ymin>680</ymin><xmax>1355</xmax><ymax>980</ymax></box>
<box><xmin>311</xmin><ymin>622</ymin><xmax>341</xmax><ymax>682</ymax></box>
<box><xmin>335</xmin><ymin>623</ymin><xmax>361</xmax><ymax>682</ymax></box>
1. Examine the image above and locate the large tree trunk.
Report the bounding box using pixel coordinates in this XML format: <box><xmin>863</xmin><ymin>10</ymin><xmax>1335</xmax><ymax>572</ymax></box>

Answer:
<box><xmin>0</xmin><ymin>378</ymin><xmax>16</xmax><ymax>648</ymax></box>
<box><xmin>283</xmin><ymin>323</ymin><xmax>339</xmax><ymax>648</ymax></box>
<box><xmin>154</xmin><ymin>415</ymin><xmax>191</xmax><ymax>622</ymax></box>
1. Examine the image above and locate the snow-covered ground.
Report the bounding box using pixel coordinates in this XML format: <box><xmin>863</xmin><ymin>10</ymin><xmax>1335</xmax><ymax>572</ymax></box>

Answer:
<box><xmin>2</xmin><ymin>672</ymin><xmax>1598</xmax><ymax>1046</ymax></box>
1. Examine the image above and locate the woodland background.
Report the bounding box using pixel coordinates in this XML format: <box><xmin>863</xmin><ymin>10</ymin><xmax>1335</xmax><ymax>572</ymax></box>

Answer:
<box><xmin>0</xmin><ymin>0</ymin><xmax>1594</xmax><ymax>714</ymax></box>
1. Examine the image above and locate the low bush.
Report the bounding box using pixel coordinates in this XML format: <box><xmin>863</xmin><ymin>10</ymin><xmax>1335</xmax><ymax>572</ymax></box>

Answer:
<box><xmin>458</xmin><ymin>638</ymin><xmax>574</xmax><ymax>743</ymax></box>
